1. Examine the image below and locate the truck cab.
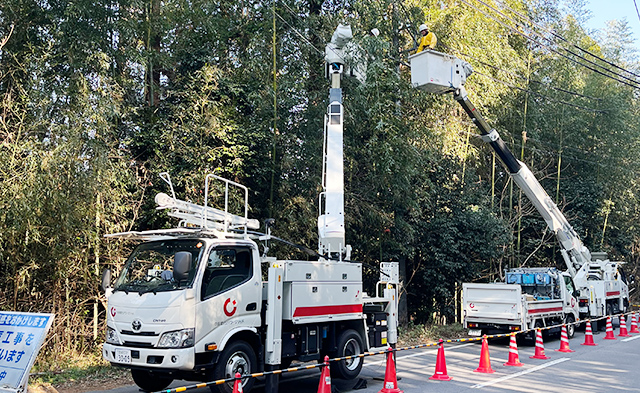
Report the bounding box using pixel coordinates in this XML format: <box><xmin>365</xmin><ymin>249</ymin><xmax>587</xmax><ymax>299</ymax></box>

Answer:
<box><xmin>103</xmin><ymin>236</ymin><xmax>264</xmax><ymax>392</ymax></box>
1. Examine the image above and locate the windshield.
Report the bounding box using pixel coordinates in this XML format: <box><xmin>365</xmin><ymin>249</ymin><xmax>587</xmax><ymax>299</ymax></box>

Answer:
<box><xmin>114</xmin><ymin>239</ymin><xmax>203</xmax><ymax>294</ymax></box>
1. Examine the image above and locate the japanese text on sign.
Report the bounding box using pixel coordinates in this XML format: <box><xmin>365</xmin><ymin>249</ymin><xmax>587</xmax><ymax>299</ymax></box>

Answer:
<box><xmin>0</xmin><ymin>312</ymin><xmax>54</xmax><ymax>393</ymax></box>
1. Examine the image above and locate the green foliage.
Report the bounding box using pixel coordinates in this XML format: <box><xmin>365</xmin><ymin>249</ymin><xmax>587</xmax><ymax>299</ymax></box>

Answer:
<box><xmin>1</xmin><ymin>0</ymin><xmax>640</xmax><ymax>367</ymax></box>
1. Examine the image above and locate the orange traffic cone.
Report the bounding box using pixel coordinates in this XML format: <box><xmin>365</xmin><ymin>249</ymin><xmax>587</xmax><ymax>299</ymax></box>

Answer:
<box><xmin>474</xmin><ymin>335</ymin><xmax>495</xmax><ymax>373</ymax></box>
<box><xmin>618</xmin><ymin>315</ymin><xmax>631</xmax><ymax>337</ymax></box>
<box><xmin>556</xmin><ymin>325</ymin><xmax>575</xmax><ymax>353</ymax></box>
<box><xmin>429</xmin><ymin>339</ymin><xmax>452</xmax><ymax>381</ymax></box>
<box><xmin>630</xmin><ymin>313</ymin><xmax>640</xmax><ymax>334</ymax></box>
<box><xmin>504</xmin><ymin>334</ymin><xmax>524</xmax><ymax>366</ymax></box>
<box><xmin>581</xmin><ymin>320</ymin><xmax>597</xmax><ymax>346</ymax></box>
<box><xmin>530</xmin><ymin>329</ymin><xmax>550</xmax><ymax>359</ymax></box>
<box><xmin>232</xmin><ymin>372</ymin><xmax>243</xmax><ymax>393</ymax></box>
<box><xmin>378</xmin><ymin>348</ymin><xmax>403</xmax><ymax>393</ymax></box>
<box><xmin>604</xmin><ymin>316</ymin><xmax>616</xmax><ymax>340</ymax></box>
<box><xmin>317</xmin><ymin>356</ymin><xmax>332</xmax><ymax>393</ymax></box>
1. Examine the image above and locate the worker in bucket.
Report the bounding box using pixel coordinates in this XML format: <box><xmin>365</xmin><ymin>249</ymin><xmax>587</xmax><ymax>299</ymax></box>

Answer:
<box><xmin>416</xmin><ymin>24</ymin><xmax>437</xmax><ymax>53</ymax></box>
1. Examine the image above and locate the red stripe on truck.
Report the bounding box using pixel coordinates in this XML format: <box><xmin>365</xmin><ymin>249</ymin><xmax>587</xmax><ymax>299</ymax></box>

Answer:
<box><xmin>293</xmin><ymin>304</ymin><xmax>363</xmax><ymax>317</ymax></box>
<box><xmin>606</xmin><ymin>291</ymin><xmax>620</xmax><ymax>297</ymax></box>
<box><xmin>528</xmin><ymin>307</ymin><xmax>563</xmax><ymax>314</ymax></box>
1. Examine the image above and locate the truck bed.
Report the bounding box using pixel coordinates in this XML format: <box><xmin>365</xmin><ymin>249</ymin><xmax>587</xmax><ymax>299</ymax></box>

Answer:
<box><xmin>463</xmin><ymin>283</ymin><xmax>523</xmax><ymax>325</ymax></box>
<box><xmin>463</xmin><ymin>283</ymin><xmax>565</xmax><ymax>331</ymax></box>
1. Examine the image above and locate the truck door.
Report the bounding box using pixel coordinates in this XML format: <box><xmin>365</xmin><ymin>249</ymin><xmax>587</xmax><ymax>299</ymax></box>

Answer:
<box><xmin>194</xmin><ymin>246</ymin><xmax>261</xmax><ymax>348</ymax></box>
<box><xmin>563</xmin><ymin>275</ymin><xmax>578</xmax><ymax>312</ymax></box>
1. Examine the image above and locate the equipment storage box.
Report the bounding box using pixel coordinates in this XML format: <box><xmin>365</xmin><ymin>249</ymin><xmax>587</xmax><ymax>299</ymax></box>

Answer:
<box><xmin>282</xmin><ymin>261</ymin><xmax>363</xmax><ymax>323</ymax></box>
<box><xmin>522</xmin><ymin>273</ymin><xmax>535</xmax><ymax>285</ymax></box>
<box><xmin>535</xmin><ymin>273</ymin><xmax>551</xmax><ymax>285</ymax></box>
<box><xmin>409</xmin><ymin>50</ymin><xmax>467</xmax><ymax>94</ymax></box>
<box><xmin>506</xmin><ymin>273</ymin><xmax>522</xmax><ymax>284</ymax></box>
<box><xmin>367</xmin><ymin>312</ymin><xmax>388</xmax><ymax>347</ymax></box>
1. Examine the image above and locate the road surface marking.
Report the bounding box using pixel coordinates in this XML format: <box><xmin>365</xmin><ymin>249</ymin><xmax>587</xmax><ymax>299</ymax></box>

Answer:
<box><xmin>364</xmin><ymin>342</ymin><xmax>476</xmax><ymax>367</ymax></box>
<box><xmin>470</xmin><ymin>357</ymin><xmax>570</xmax><ymax>389</ymax></box>
<box><xmin>621</xmin><ymin>335</ymin><xmax>640</xmax><ymax>342</ymax></box>
<box><xmin>255</xmin><ymin>344</ymin><xmax>476</xmax><ymax>385</ymax></box>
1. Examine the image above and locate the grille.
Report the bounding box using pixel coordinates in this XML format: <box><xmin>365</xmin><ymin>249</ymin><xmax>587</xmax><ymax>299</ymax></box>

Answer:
<box><xmin>121</xmin><ymin>330</ymin><xmax>158</xmax><ymax>336</ymax></box>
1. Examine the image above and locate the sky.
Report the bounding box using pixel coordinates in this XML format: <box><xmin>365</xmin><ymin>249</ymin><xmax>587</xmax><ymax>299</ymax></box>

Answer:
<box><xmin>585</xmin><ymin>0</ymin><xmax>640</xmax><ymax>50</ymax></box>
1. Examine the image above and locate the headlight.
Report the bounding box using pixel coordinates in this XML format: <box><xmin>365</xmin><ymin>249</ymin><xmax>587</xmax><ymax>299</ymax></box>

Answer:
<box><xmin>106</xmin><ymin>326</ymin><xmax>120</xmax><ymax>345</ymax></box>
<box><xmin>158</xmin><ymin>328</ymin><xmax>195</xmax><ymax>348</ymax></box>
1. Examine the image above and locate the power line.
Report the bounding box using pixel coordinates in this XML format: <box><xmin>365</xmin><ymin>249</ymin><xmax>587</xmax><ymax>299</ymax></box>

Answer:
<box><xmin>472</xmin><ymin>70</ymin><xmax>607</xmax><ymax>113</ymax></box>
<box><xmin>472</xmin><ymin>0</ymin><xmax>640</xmax><ymax>87</ymax></box>
<box><xmin>453</xmin><ymin>48</ymin><xmax>603</xmax><ymax>101</ymax></box>
<box><xmin>495</xmin><ymin>0</ymin><xmax>640</xmax><ymax>81</ymax></box>
<box><xmin>275</xmin><ymin>1</ymin><xmax>633</xmax><ymax>166</ymax></box>
<box><xmin>274</xmin><ymin>11</ymin><xmax>324</xmax><ymax>55</ymax></box>
<box><xmin>478</xmin><ymin>0</ymin><xmax>640</xmax><ymax>87</ymax></box>
<box><xmin>459</xmin><ymin>0</ymin><xmax>640</xmax><ymax>90</ymax></box>
<box><xmin>470</xmin><ymin>0</ymin><xmax>640</xmax><ymax>88</ymax></box>
<box><xmin>636</xmin><ymin>0</ymin><xmax>640</xmax><ymax>26</ymax></box>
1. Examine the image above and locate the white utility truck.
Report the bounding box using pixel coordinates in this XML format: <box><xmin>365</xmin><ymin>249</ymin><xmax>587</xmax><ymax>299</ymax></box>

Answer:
<box><xmin>101</xmin><ymin>25</ymin><xmax>399</xmax><ymax>393</ymax></box>
<box><xmin>463</xmin><ymin>268</ymin><xmax>579</xmax><ymax>338</ymax></box>
<box><xmin>409</xmin><ymin>50</ymin><xmax>631</xmax><ymax>334</ymax></box>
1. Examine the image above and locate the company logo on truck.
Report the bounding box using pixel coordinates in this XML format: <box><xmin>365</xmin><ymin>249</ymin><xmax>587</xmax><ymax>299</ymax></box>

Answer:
<box><xmin>224</xmin><ymin>298</ymin><xmax>237</xmax><ymax>317</ymax></box>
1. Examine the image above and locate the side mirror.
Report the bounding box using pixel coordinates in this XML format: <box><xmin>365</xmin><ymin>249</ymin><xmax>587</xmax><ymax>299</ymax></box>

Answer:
<box><xmin>573</xmin><ymin>291</ymin><xmax>579</xmax><ymax>298</ymax></box>
<box><xmin>101</xmin><ymin>268</ymin><xmax>112</xmax><ymax>292</ymax></box>
<box><xmin>173</xmin><ymin>251</ymin><xmax>192</xmax><ymax>283</ymax></box>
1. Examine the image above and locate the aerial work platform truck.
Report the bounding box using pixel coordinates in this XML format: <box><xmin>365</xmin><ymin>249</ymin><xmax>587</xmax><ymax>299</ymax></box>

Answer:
<box><xmin>101</xmin><ymin>25</ymin><xmax>399</xmax><ymax>393</ymax></box>
<box><xmin>409</xmin><ymin>50</ymin><xmax>630</xmax><ymax>335</ymax></box>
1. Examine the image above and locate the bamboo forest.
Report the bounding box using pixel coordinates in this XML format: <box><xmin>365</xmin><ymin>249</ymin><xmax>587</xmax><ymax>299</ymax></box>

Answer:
<box><xmin>1</xmin><ymin>0</ymin><xmax>639</xmax><ymax>368</ymax></box>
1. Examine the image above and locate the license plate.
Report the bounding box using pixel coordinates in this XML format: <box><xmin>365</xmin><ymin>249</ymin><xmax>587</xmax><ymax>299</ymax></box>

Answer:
<box><xmin>115</xmin><ymin>348</ymin><xmax>131</xmax><ymax>364</ymax></box>
<box><xmin>468</xmin><ymin>329</ymin><xmax>482</xmax><ymax>337</ymax></box>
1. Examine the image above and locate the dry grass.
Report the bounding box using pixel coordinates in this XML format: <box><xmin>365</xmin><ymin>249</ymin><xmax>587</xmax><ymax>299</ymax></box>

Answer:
<box><xmin>398</xmin><ymin>322</ymin><xmax>467</xmax><ymax>346</ymax></box>
<box><xmin>29</xmin><ymin>351</ymin><xmax>132</xmax><ymax>393</ymax></box>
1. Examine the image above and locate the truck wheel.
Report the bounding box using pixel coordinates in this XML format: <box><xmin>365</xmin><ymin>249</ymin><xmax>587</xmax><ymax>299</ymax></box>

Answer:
<box><xmin>131</xmin><ymin>369</ymin><xmax>173</xmax><ymax>392</ymax></box>
<box><xmin>332</xmin><ymin>329</ymin><xmax>365</xmax><ymax>380</ymax></box>
<box><xmin>534</xmin><ymin>319</ymin><xmax>545</xmax><ymax>337</ymax></box>
<box><xmin>623</xmin><ymin>298</ymin><xmax>629</xmax><ymax>314</ymax></box>
<box><xmin>565</xmin><ymin>315</ymin><xmax>575</xmax><ymax>339</ymax></box>
<box><xmin>210</xmin><ymin>341</ymin><xmax>257</xmax><ymax>393</ymax></box>
<box><xmin>526</xmin><ymin>320</ymin><xmax>541</xmax><ymax>342</ymax></box>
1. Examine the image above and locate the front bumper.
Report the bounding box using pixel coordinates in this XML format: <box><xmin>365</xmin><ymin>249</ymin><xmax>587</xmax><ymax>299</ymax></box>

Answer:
<box><xmin>103</xmin><ymin>343</ymin><xmax>195</xmax><ymax>370</ymax></box>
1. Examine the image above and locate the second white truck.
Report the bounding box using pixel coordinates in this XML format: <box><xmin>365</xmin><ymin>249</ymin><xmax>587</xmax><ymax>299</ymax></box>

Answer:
<box><xmin>463</xmin><ymin>268</ymin><xmax>579</xmax><ymax>338</ymax></box>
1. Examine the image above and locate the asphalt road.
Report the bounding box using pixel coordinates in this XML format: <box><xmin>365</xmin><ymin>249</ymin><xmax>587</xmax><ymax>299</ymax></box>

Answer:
<box><xmin>92</xmin><ymin>328</ymin><xmax>640</xmax><ymax>393</ymax></box>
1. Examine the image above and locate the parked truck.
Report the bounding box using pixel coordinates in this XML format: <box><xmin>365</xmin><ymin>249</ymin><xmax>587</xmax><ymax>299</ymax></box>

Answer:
<box><xmin>101</xmin><ymin>25</ymin><xmax>399</xmax><ymax>393</ymax></box>
<box><xmin>409</xmin><ymin>50</ymin><xmax>631</xmax><ymax>333</ymax></box>
<box><xmin>463</xmin><ymin>268</ymin><xmax>579</xmax><ymax>338</ymax></box>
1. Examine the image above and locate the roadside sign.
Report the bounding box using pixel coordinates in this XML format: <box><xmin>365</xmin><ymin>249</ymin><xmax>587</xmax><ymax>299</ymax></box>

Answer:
<box><xmin>0</xmin><ymin>312</ymin><xmax>55</xmax><ymax>393</ymax></box>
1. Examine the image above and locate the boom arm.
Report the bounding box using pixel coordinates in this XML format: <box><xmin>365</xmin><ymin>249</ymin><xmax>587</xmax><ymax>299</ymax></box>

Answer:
<box><xmin>453</xmin><ymin>87</ymin><xmax>590</xmax><ymax>275</ymax></box>
<box><xmin>318</xmin><ymin>24</ymin><xmax>353</xmax><ymax>260</ymax></box>
<box><xmin>408</xmin><ymin>50</ymin><xmax>591</xmax><ymax>275</ymax></box>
